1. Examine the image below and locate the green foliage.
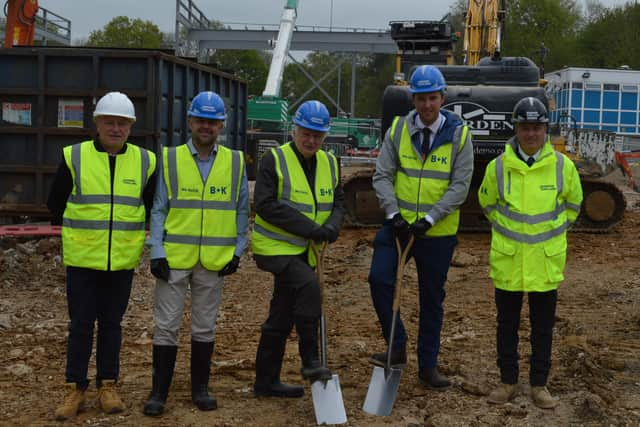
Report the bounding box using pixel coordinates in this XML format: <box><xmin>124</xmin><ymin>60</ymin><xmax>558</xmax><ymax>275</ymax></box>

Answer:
<box><xmin>86</xmin><ymin>16</ymin><xmax>164</xmax><ymax>48</ymax></box>
<box><xmin>502</xmin><ymin>0</ymin><xmax>582</xmax><ymax>72</ymax></box>
<box><xmin>281</xmin><ymin>52</ymin><xmax>394</xmax><ymax>118</ymax></box>
<box><xmin>210</xmin><ymin>50</ymin><xmax>269</xmax><ymax>96</ymax></box>
<box><xmin>577</xmin><ymin>3</ymin><xmax>640</xmax><ymax>69</ymax></box>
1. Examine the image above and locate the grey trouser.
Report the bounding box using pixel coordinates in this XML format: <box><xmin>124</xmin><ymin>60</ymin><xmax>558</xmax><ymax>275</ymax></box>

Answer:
<box><xmin>153</xmin><ymin>262</ymin><xmax>224</xmax><ymax>346</ymax></box>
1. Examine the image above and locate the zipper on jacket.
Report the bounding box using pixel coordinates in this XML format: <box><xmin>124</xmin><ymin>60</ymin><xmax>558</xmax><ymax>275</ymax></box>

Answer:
<box><xmin>415</xmin><ymin>155</ymin><xmax>426</xmax><ymax>223</ymax></box>
<box><xmin>107</xmin><ymin>155</ymin><xmax>115</xmax><ymax>271</ymax></box>
<box><xmin>507</xmin><ymin>170</ymin><xmax>512</xmax><ymax>195</ymax></box>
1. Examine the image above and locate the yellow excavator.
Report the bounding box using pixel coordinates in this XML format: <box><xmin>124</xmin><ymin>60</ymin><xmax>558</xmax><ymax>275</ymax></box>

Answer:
<box><xmin>341</xmin><ymin>0</ymin><xmax>625</xmax><ymax>231</ymax></box>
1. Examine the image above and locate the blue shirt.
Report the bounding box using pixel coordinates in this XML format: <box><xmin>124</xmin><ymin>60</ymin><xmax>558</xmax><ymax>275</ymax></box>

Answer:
<box><xmin>147</xmin><ymin>140</ymin><xmax>250</xmax><ymax>261</ymax></box>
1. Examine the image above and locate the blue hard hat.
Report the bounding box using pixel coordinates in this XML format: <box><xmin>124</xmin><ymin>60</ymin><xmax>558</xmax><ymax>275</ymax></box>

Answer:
<box><xmin>409</xmin><ymin>65</ymin><xmax>446</xmax><ymax>94</ymax></box>
<box><xmin>292</xmin><ymin>100</ymin><xmax>330</xmax><ymax>132</ymax></box>
<box><xmin>188</xmin><ymin>91</ymin><xmax>226</xmax><ymax>120</ymax></box>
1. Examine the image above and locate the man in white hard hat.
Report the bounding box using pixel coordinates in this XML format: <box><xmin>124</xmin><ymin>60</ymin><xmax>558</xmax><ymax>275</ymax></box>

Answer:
<box><xmin>47</xmin><ymin>92</ymin><xmax>157</xmax><ymax>421</ymax></box>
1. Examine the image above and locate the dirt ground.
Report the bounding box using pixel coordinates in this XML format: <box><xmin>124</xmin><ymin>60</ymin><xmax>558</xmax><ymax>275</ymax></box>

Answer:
<box><xmin>1</xmin><ymin>180</ymin><xmax>640</xmax><ymax>427</ymax></box>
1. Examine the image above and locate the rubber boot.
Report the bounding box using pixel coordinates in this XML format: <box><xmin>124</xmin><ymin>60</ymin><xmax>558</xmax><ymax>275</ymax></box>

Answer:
<box><xmin>418</xmin><ymin>367</ymin><xmax>451</xmax><ymax>390</ymax></box>
<box><xmin>296</xmin><ymin>316</ymin><xmax>332</xmax><ymax>382</ymax></box>
<box><xmin>143</xmin><ymin>345</ymin><xmax>177</xmax><ymax>416</ymax></box>
<box><xmin>54</xmin><ymin>383</ymin><xmax>87</xmax><ymax>421</ymax></box>
<box><xmin>254</xmin><ymin>331</ymin><xmax>304</xmax><ymax>398</ymax></box>
<box><xmin>191</xmin><ymin>340</ymin><xmax>217</xmax><ymax>411</ymax></box>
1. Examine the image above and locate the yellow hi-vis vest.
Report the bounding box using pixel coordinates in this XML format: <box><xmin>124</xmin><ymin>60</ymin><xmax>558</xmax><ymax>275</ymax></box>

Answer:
<box><xmin>251</xmin><ymin>142</ymin><xmax>339</xmax><ymax>267</ymax></box>
<box><xmin>163</xmin><ymin>143</ymin><xmax>244</xmax><ymax>271</ymax></box>
<box><xmin>391</xmin><ymin>116</ymin><xmax>469</xmax><ymax>236</ymax></box>
<box><xmin>478</xmin><ymin>139</ymin><xmax>583</xmax><ymax>292</ymax></box>
<box><xmin>62</xmin><ymin>140</ymin><xmax>156</xmax><ymax>271</ymax></box>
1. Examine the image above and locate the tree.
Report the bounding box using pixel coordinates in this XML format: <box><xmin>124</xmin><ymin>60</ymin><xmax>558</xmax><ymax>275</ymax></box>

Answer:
<box><xmin>279</xmin><ymin>51</ymin><xmax>395</xmax><ymax>118</ymax></box>
<box><xmin>502</xmin><ymin>0</ymin><xmax>583</xmax><ymax>71</ymax></box>
<box><xmin>86</xmin><ymin>16</ymin><xmax>164</xmax><ymax>48</ymax></box>
<box><xmin>576</xmin><ymin>2</ymin><xmax>640</xmax><ymax>68</ymax></box>
<box><xmin>210</xmin><ymin>50</ymin><xmax>269</xmax><ymax>96</ymax></box>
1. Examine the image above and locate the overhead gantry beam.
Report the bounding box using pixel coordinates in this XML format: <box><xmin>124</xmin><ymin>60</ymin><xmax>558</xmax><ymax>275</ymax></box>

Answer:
<box><xmin>188</xmin><ymin>29</ymin><xmax>397</xmax><ymax>54</ymax></box>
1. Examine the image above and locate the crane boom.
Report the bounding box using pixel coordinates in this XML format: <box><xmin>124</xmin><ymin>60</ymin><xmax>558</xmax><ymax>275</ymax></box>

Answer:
<box><xmin>262</xmin><ymin>0</ymin><xmax>298</xmax><ymax>97</ymax></box>
<box><xmin>462</xmin><ymin>0</ymin><xmax>505</xmax><ymax>65</ymax></box>
<box><xmin>4</xmin><ymin>0</ymin><xmax>39</xmax><ymax>48</ymax></box>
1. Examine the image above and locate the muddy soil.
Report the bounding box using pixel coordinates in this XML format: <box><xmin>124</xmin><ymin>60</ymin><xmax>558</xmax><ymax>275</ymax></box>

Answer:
<box><xmin>1</xmin><ymin>186</ymin><xmax>639</xmax><ymax>426</ymax></box>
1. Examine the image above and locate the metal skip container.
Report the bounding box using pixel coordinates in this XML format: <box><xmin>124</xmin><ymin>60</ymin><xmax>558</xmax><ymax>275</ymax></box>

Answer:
<box><xmin>0</xmin><ymin>47</ymin><xmax>247</xmax><ymax>219</ymax></box>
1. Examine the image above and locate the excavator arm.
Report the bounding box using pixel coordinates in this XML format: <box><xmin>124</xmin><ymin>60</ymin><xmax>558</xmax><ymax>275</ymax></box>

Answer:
<box><xmin>3</xmin><ymin>0</ymin><xmax>39</xmax><ymax>48</ymax></box>
<box><xmin>462</xmin><ymin>0</ymin><xmax>505</xmax><ymax>65</ymax></box>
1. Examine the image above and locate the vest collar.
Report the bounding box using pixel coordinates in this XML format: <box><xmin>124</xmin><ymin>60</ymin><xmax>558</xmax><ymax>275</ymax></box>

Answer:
<box><xmin>93</xmin><ymin>139</ymin><xmax>127</xmax><ymax>155</ymax></box>
<box><xmin>187</xmin><ymin>139</ymin><xmax>217</xmax><ymax>159</ymax></box>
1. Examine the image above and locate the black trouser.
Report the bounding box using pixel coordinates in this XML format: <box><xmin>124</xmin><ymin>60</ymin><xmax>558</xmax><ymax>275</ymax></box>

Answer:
<box><xmin>495</xmin><ymin>288</ymin><xmax>557</xmax><ymax>387</ymax></box>
<box><xmin>255</xmin><ymin>253</ymin><xmax>321</xmax><ymax>336</ymax></box>
<box><xmin>65</xmin><ymin>266</ymin><xmax>133</xmax><ymax>389</ymax></box>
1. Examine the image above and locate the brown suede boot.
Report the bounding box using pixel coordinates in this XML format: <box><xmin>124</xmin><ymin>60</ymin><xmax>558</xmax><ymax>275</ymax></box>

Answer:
<box><xmin>55</xmin><ymin>383</ymin><xmax>86</xmax><ymax>421</ymax></box>
<box><xmin>487</xmin><ymin>383</ymin><xmax>517</xmax><ymax>404</ymax></box>
<box><xmin>531</xmin><ymin>386</ymin><xmax>558</xmax><ymax>409</ymax></box>
<box><xmin>97</xmin><ymin>380</ymin><xmax>125</xmax><ymax>414</ymax></box>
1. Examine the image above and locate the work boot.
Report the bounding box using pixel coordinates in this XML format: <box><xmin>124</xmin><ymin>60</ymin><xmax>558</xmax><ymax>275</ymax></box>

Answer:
<box><xmin>191</xmin><ymin>340</ymin><xmax>217</xmax><ymax>411</ymax></box>
<box><xmin>97</xmin><ymin>380</ymin><xmax>125</xmax><ymax>414</ymax></box>
<box><xmin>54</xmin><ymin>383</ymin><xmax>87</xmax><ymax>421</ymax></box>
<box><xmin>143</xmin><ymin>345</ymin><xmax>178</xmax><ymax>416</ymax></box>
<box><xmin>487</xmin><ymin>383</ymin><xmax>517</xmax><ymax>404</ymax></box>
<box><xmin>369</xmin><ymin>348</ymin><xmax>407</xmax><ymax>368</ymax></box>
<box><xmin>531</xmin><ymin>386</ymin><xmax>558</xmax><ymax>409</ymax></box>
<box><xmin>296</xmin><ymin>315</ymin><xmax>333</xmax><ymax>383</ymax></box>
<box><xmin>254</xmin><ymin>331</ymin><xmax>304</xmax><ymax>398</ymax></box>
<box><xmin>418</xmin><ymin>367</ymin><xmax>451</xmax><ymax>390</ymax></box>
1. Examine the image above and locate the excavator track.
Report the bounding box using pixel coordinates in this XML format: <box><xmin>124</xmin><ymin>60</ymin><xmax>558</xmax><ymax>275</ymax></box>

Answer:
<box><xmin>572</xmin><ymin>178</ymin><xmax>626</xmax><ymax>232</ymax></box>
<box><xmin>342</xmin><ymin>168</ymin><xmax>627</xmax><ymax>233</ymax></box>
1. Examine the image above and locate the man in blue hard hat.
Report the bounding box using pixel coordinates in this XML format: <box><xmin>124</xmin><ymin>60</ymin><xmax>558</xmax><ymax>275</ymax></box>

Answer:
<box><xmin>368</xmin><ymin>65</ymin><xmax>474</xmax><ymax>390</ymax></box>
<box><xmin>251</xmin><ymin>100</ymin><xmax>345</xmax><ymax>398</ymax></box>
<box><xmin>143</xmin><ymin>91</ymin><xmax>250</xmax><ymax>416</ymax></box>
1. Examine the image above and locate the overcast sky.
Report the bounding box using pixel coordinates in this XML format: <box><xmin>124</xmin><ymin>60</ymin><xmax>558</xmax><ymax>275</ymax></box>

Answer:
<box><xmin>41</xmin><ymin>0</ymin><xmax>632</xmax><ymax>43</ymax></box>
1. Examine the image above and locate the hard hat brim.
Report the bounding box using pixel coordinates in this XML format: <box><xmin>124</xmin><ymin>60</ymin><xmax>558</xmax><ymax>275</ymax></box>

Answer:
<box><xmin>93</xmin><ymin>112</ymin><xmax>136</xmax><ymax>122</ymax></box>
<box><xmin>188</xmin><ymin>112</ymin><xmax>227</xmax><ymax>120</ymax></box>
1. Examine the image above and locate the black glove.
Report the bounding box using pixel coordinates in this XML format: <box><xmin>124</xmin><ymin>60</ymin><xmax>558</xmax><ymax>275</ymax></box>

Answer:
<box><xmin>410</xmin><ymin>218</ymin><xmax>431</xmax><ymax>237</ymax></box>
<box><xmin>391</xmin><ymin>213</ymin><xmax>410</xmax><ymax>240</ymax></box>
<box><xmin>310</xmin><ymin>226</ymin><xmax>330</xmax><ymax>243</ymax></box>
<box><xmin>219</xmin><ymin>255</ymin><xmax>240</xmax><ymax>277</ymax></box>
<box><xmin>150</xmin><ymin>258</ymin><xmax>170</xmax><ymax>282</ymax></box>
<box><xmin>323</xmin><ymin>224</ymin><xmax>339</xmax><ymax>243</ymax></box>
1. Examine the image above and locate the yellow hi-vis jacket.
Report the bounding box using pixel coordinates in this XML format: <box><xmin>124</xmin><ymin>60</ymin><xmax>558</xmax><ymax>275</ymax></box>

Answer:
<box><xmin>62</xmin><ymin>140</ymin><xmax>156</xmax><ymax>271</ymax></box>
<box><xmin>162</xmin><ymin>143</ymin><xmax>244</xmax><ymax>271</ymax></box>
<box><xmin>251</xmin><ymin>142</ymin><xmax>339</xmax><ymax>267</ymax></box>
<box><xmin>391</xmin><ymin>116</ymin><xmax>469</xmax><ymax>236</ymax></box>
<box><xmin>478</xmin><ymin>138</ymin><xmax>583</xmax><ymax>292</ymax></box>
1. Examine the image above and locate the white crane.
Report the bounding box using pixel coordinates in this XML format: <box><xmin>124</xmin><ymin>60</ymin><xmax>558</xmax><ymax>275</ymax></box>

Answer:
<box><xmin>262</xmin><ymin>0</ymin><xmax>298</xmax><ymax>97</ymax></box>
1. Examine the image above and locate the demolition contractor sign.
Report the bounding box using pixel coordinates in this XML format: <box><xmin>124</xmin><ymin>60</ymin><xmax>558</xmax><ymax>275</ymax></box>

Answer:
<box><xmin>443</xmin><ymin>101</ymin><xmax>514</xmax><ymax>162</ymax></box>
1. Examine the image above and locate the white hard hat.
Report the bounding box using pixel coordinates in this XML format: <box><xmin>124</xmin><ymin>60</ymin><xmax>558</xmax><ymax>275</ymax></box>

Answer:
<box><xmin>93</xmin><ymin>91</ymin><xmax>136</xmax><ymax>122</ymax></box>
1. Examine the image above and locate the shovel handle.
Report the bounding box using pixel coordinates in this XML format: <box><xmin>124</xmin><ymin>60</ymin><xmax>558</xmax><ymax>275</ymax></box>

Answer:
<box><xmin>391</xmin><ymin>235</ymin><xmax>415</xmax><ymax>312</ymax></box>
<box><xmin>310</xmin><ymin>242</ymin><xmax>327</xmax><ymax>294</ymax></box>
<box><xmin>311</xmin><ymin>242</ymin><xmax>329</xmax><ymax>367</ymax></box>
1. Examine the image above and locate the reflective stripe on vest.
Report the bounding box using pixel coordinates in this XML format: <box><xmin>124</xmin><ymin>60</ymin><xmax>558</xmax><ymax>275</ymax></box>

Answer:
<box><xmin>392</xmin><ymin>116</ymin><xmax>468</xmax><ymax>236</ymax></box>
<box><xmin>162</xmin><ymin>144</ymin><xmax>244</xmax><ymax>271</ymax></box>
<box><xmin>251</xmin><ymin>142</ymin><xmax>338</xmax><ymax>267</ymax></box>
<box><xmin>483</xmin><ymin>150</ymin><xmax>576</xmax><ymax>244</ymax></box>
<box><xmin>62</xmin><ymin>140</ymin><xmax>155</xmax><ymax>271</ymax></box>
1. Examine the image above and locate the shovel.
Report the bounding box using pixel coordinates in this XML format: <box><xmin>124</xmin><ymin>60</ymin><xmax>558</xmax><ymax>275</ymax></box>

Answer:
<box><xmin>363</xmin><ymin>235</ymin><xmax>415</xmax><ymax>416</ymax></box>
<box><xmin>310</xmin><ymin>243</ymin><xmax>348</xmax><ymax>425</ymax></box>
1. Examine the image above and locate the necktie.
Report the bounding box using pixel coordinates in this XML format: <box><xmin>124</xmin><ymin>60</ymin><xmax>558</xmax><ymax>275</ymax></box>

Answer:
<box><xmin>421</xmin><ymin>128</ymin><xmax>431</xmax><ymax>158</ymax></box>
<box><xmin>526</xmin><ymin>156</ymin><xmax>535</xmax><ymax>167</ymax></box>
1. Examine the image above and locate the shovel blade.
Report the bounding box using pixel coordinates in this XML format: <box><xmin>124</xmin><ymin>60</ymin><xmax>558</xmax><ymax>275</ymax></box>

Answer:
<box><xmin>362</xmin><ymin>366</ymin><xmax>402</xmax><ymax>416</ymax></box>
<box><xmin>311</xmin><ymin>374</ymin><xmax>347</xmax><ymax>425</ymax></box>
